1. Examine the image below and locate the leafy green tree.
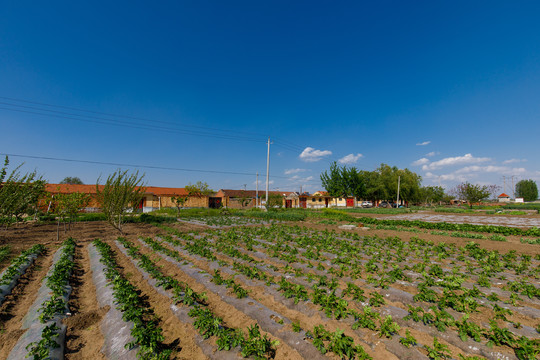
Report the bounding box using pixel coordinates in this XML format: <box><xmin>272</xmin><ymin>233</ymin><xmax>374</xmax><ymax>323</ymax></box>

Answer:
<box><xmin>0</xmin><ymin>156</ymin><xmax>47</xmax><ymax>227</ymax></box>
<box><xmin>171</xmin><ymin>195</ymin><xmax>189</xmax><ymax>214</ymax></box>
<box><xmin>420</xmin><ymin>186</ymin><xmax>445</xmax><ymax>206</ymax></box>
<box><xmin>321</xmin><ymin>162</ymin><xmax>345</xmax><ymax>198</ymax></box>
<box><xmin>59</xmin><ymin>177</ymin><xmax>84</xmax><ymax>185</ymax></box>
<box><xmin>185</xmin><ymin>181</ymin><xmax>214</xmax><ymax>197</ymax></box>
<box><xmin>453</xmin><ymin>182</ymin><xmax>492</xmax><ymax>209</ymax></box>
<box><xmin>361</xmin><ymin>170</ymin><xmax>385</xmax><ymax>202</ymax></box>
<box><xmin>266</xmin><ymin>193</ymin><xmax>284</xmax><ymax>209</ymax></box>
<box><xmin>321</xmin><ymin>162</ymin><xmax>365</xmax><ymax>200</ymax></box>
<box><xmin>515</xmin><ymin>179</ymin><xmax>538</xmax><ymax>201</ymax></box>
<box><xmin>96</xmin><ymin>169</ymin><xmax>146</xmax><ymax>234</ymax></box>
<box><xmin>377</xmin><ymin>164</ymin><xmax>422</xmax><ymax>204</ymax></box>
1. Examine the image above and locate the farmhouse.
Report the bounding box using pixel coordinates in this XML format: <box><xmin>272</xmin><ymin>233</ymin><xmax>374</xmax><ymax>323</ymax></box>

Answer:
<box><xmin>498</xmin><ymin>193</ymin><xmax>511</xmax><ymax>203</ymax></box>
<box><xmin>44</xmin><ymin>184</ymin><xmax>214</xmax><ymax>212</ymax></box>
<box><xmin>216</xmin><ymin>189</ymin><xmax>295</xmax><ymax>209</ymax></box>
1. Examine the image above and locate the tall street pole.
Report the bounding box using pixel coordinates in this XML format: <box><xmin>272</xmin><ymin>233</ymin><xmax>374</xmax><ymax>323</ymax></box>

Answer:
<box><xmin>256</xmin><ymin>172</ymin><xmax>259</xmax><ymax>208</ymax></box>
<box><xmin>396</xmin><ymin>175</ymin><xmax>401</xmax><ymax>207</ymax></box>
<box><xmin>265</xmin><ymin>137</ymin><xmax>270</xmax><ymax>206</ymax></box>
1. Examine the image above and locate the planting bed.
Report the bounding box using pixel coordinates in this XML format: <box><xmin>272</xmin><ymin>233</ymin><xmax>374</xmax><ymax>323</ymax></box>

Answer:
<box><xmin>0</xmin><ymin>217</ymin><xmax>538</xmax><ymax>360</ymax></box>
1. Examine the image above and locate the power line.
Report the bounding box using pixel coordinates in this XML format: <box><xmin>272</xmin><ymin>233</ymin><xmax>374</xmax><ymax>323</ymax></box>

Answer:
<box><xmin>0</xmin><ymin>106</ymin><xmax>265</xmax><ymax>143</ymax></box>
<box><xmin>0</xmin><ymin>96</ymin><xmax>266</xmax><ymax>138</ymax></box>
<box><xmin>0</xmin><ymin>96</ymin><xmax>308</xmax><ymax>152</ymax></box>
<box><xmin>0</xmin><ymin>153</ymin><xmax>322</xmax><ymax>184</ymax></box>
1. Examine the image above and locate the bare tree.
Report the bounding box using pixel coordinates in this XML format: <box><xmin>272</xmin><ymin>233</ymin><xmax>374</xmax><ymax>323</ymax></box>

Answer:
<box><xmin>96</xmin><ymin>169</ymin><xmax>146</xmax><ymax>234</ymax></box>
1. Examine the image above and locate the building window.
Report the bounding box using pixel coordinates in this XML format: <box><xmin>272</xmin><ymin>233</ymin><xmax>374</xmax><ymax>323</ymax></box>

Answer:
<box><xmin>339</xmin><ymin>198</ymin><xmax>343</xmax><ymax>201</ymax></box>
<box><xmin>312</xmin><ymin>198</ymin><xmax>316</xmax><ymax>202</ymax></box>
<box><xmin>318</xmin><ymin>198</ymin><xmax>322</xmax><ymax>202</ymax></box>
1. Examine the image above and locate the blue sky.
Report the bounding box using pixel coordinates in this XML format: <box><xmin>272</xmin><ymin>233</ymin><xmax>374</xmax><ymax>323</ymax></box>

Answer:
<box><xmin>1</xmin><ymin>1</ymin><xmax>539</xmax><ymax>194</ymax></box>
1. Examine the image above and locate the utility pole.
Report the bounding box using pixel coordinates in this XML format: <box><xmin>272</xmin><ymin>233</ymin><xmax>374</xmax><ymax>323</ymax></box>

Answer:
<box><xmin>502</xmin><ymin>176</ymin><xmax>507</xmax><ymax>195</ymax></box>
<box><xmin>396</xmin><ymin>175</ymin><xmax>401</xmax><ymax>207</ymax></box>
<box><xmin>511</xmin><ymin>175</ymin><xmax>517</xmax><ymax>199</ymax></box>
<box><xmin>256</xmin><ymin>172</ymin><xmax>259</xmax><ymax>208</ymax></box>
<box><xmin>243</xmin><ymin>184</ymin><xmax>247</xmax><ymax>191</ymax></box>
<box><xmin>265</xmin><ymin>137</ymin><xmax>271</xmax><ymax>207</ymax></box>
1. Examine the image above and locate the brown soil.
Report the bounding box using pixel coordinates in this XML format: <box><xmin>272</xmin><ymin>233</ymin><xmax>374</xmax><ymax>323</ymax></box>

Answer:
<box><xmin>0</xmin><ymin>248</ymin><xmax>55</xmax><ymax>360</ymax></box>
<box><xmin>0</xmin><ymin>219</ymin><xmax>538</xmax><ymax>360</ymax></box>
<box><xmin>63</xmin><ymin>242</ymin><xmax>107</xmax><ymax>360</ymax></box>
<box><xmin>301</xmin><ymin>219</ymin><xmax>540</xmax><ymax>256</ymax></box>
<box><xmin>109</xmin><ymin>236</ymin><xmax>207</xmax><ymax>360</ymax></box>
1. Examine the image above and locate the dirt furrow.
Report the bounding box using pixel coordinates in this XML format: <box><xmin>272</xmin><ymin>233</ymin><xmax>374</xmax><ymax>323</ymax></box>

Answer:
<box><xmin>63</xmin><ymin>241</ymin><xmax>107</xmax><ymax>360</ymax></box>
<box><xmin>121</xmin><ymin>237</ymin><xmax>305</xmax><ymax>360</ymax></box>
<box><xmin>108</xmin><ymin>237</ymin><xmax>208</xmax><ymax>360</ymax></box>
<box><xmin>0</xmin><ymin>246</ymin><xmax>55</xmax><ymax>360</ymax></box>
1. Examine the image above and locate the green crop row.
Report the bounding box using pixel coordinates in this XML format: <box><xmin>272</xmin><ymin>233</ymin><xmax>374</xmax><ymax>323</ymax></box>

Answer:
<box><xmin>118</xmin><ymin>237</ymin><xmax>278</xmax><ymax>359</ymax></box>
<box><xmin>93</xmin><ymin>239</ymin><xmax>172</xmax><ymax>360</ymax></box>
<box><xmin>0</xmin><ymin>244</ymin><xmax>45</xmax><ymax>287</ymax></box>
<box><xmin>26</xmin><ymin>238</ymin><xmax>76</xmax><ymax>360</ymax></box>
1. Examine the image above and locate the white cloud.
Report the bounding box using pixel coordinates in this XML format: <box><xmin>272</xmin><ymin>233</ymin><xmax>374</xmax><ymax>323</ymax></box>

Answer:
<box><xmin>299</xmin><ymin>147</ymin><xmax>332</xmax><ymax>162</ymax></box>
<box><xmin>424</xmin><ymin>172</ymin><xmax>469</xmax><ymax>182</ymax></box>
<box><xmin>416</xmin><ymin>141</ymin><xmax>431</xmax><ymax>146</ymax></box>
<box><xmin>284</xmin><ymin>168</ymin><xmax>307</xmax><ymax>175</ymax></box>
<box><xmin>422</xmin><ymin>153</ymin><xmax>491</xmax><ymax>171</ymax></box>
<box><xmin>455</xmin><ymin>166</ymin><xmax>527</xmax><ymax>175</ymax></box>
<box><xmin>287</xmin><ymin>175</ymin><xmax>314</xmax><ymax>184</ymax></box>
<box><xmin>412</xmin><ymin>158</ymin><xmax>429</xmax><ymax>166</ymax></box>
<box><xmin>338</xmin><ymin>153</ymin><xmax>363</xmax><ymax>164</ymax></box>
<box><xmin>253</xmin><ymin>179</ymin><xmax>274</xmax><ymax>186</ymax></box>
<box><xmin>425</xmin><ymin>151</ymin><xmax>439</xmax><ymax>157</ymax></box>
<box><xmin>502</xmin><ymin>158</ymin><xmax>527</xmax><ymax>164</ymax></box>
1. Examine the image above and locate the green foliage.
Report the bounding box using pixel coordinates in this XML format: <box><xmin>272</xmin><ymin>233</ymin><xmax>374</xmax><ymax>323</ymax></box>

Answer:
<box><xmin>93</xmin><ymin>239</ymin><xmax>172</xmax><ymax>360</ymax></box>
<box><xmin>291</xmin><ymin>321</ymin><xmax>302</xmax><ymax>332</ymax></box>
<box><xmin>420</xmin><ymin>186</ymin><xmax>445</xmax><ymax>205</ymax></box>
<box><xmin>266</xmin><ymin>193</ymin><xmax>284</xmax><ymax>209</ymax></box>
<box><xmin>49</xmin><ymin>191</ymin><xmax>91</xmax><ymax>231</ymax></box>
<box><xmin>0</xmin><ymin>245</ymin><xmax>11</xmax><ymax>264</ymax></box>
<box><xmin>96</xmin><ymin>169</ymin><xmax>146</xmax><ymax>234</ymax></box>
<box><xmin>378</xmin><ymin>315</ymin><xmax>400</xmax><ymax>338</ymax></box>
<box><xmin>25</xmin><ymin>323</ymin><xmax>61</xmax><ymax>359</ymax></box>
<box><xmin>399</xmin><ymin>329</ymin><xmax>418</xmax><ymax>348</ymax></box>
<box><xmin>0</xmin><ymin>244</ymin><xmax>45</xmax><ymax>286</ymax></box>
<box><xmin>424</xmin><ymin>337</ymin><xmax>451</xmax><ymax>360</ymax></box>
<box><xmin>0</xmin><ymin>156</ymin><xmax>47</xmax><ymax>226</ymax></box>
<box><xmin>452</xmin><ymin>182</ymin><xmax>494</xmax><ymax>208</ymax></box>
<box><xmin>307</xmin><ymin>325</ymin><xmax>372</xmax><ymax>359</ymax></box>
<box><xmin>185</xmin><ymin>181</ymin><xmax>214</xmax><ymax>197</ymax></box>
<box><xmin>59</xmin><ymin>176</ymin><xmax>83</xmax><ymax>185</ymax></box>
<box><xmin>515</xmin><ymin>179</ymin><xmax>538</xmax><ymax>202</ymax></box>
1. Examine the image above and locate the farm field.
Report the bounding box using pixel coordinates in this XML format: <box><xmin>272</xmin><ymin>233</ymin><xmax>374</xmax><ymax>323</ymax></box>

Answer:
<box><xmin>369</xmin><ymin>211</ymin><xmax>540</xmax><ymax>229</ymax></box>
<box><xmin>0</xmin><ymin>214</ymin><xmax>538</xmax><ymax>360</ymax></box>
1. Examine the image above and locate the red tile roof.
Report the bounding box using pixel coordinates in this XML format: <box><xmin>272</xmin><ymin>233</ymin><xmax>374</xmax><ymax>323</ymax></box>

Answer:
<box><xmin>216</xmin><ymin>189</ymin><xmax>294</xmax><ymax>198</ymax></box>
<box><xmin>45</xmin><ymin>184</ymin><xmax>189</xmax><ymax>196</ymax></box>
<box><xmin>498</xmin><ymin>193</ymin><xmax>510</xmax><ymax>198</ymax></box>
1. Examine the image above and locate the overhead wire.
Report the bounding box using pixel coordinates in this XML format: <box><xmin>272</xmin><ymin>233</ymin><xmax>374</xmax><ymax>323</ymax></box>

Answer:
<box><xmin>0</xmin><ymin>153</ymin><xmax>322</xmax><ymax>185</ymax></box>
<box><xmin>0</xmin><ymin>96</ymin><xmax>266</xmax><ymax>138</ymax></box>
<box><xmin>0</xmin><ymin>96</ymin><xmax>324</xmax><ymax>186</ymax></box>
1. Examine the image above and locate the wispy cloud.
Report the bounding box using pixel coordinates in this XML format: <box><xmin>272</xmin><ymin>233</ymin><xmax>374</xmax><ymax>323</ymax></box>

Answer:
<box><xmin>422</xmin><ymin>153</ymin><xmax>491</xmax><ymax>171</ymax></box>
<box><xmin>284</xmin><ymin>168</ymin><xmax>307</xmax><ymax>175</ymax></box>
<box><xmin>425</xmin><ymin>172</ymin><xmax>468</xmax><ymax>182</ymax></box>
<box><xmin>253</xmin><ymin>179</ymin><xmax>274</xmax><ymax>186</ymax></box>
<box><xmin>455</xmin><ymin>166</ymin><xmax>527</xmax><ymax>175</ymax></box>
<box><xmin>299</xmin><ymin>147</ymin><xmax>332</xmax><ymax>162</ymax></box>
<box><xmin>416</xmin><ymin>141</ymin><xmax>431</xmax><ymax>146</ymax></box>
<box><xmin>338</xmin><ymin>153</ymin><xmax>363</xmax><ymax>164</ymax></box>
<box><xmin>412</xmin><ymin>158</ymin><xmax>429</xmax><ymax>166</ymax></box>
<box><xmin>502</xmin><ymin>158</ymin><xmax>527</xmax><ymax>164</ymax></box>
<box><xmin>288</xmin><ymin>175</ymin><xmax>314</xmax><ymax>184</ymax></box>
<box><xmin>425</xmin><ymin>151</ymin><xmax>439</xmax><ymax>157</ymax></box>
